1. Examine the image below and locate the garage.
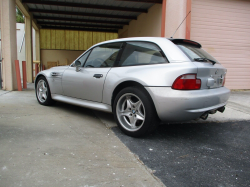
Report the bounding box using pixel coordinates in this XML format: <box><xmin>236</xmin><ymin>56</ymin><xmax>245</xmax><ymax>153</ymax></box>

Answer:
<box><xmin>190</xmin><ymin>0</ymin><xmax>250</xmax><ymax>89</ymax></box>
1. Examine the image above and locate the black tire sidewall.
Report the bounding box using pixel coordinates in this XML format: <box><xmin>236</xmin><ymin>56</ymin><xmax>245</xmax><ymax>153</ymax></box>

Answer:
<box><xmin>35</xmin><ymin>77</ymin><xmax>53</xmax><ymax>106</ymax></box>
<box><xmin>113</xmin><ymin>86</ymin><xmax>157</xmax><ymax>137</ymax></box>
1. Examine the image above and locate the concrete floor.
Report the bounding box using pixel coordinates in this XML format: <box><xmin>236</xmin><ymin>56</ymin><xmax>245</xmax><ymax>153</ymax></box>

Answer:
<box><xmin>0</xmin><ymin>87</ymin><xmax>163</xmax><ymax>187</ymax></box>
<box><xmin>1</xmin><ymin>85</ymin><xmax>249</xmax><ymax>187</ymax></box>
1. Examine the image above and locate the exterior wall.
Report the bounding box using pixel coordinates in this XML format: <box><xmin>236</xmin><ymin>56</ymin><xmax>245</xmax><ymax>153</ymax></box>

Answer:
<box><xmin>164</xmin><ymin>0</ymin><xmax>187</xmax><ymax>38</ymax></box>
<box><xmin>41</xmin><ymin>50</ymin><xmax>84</xmax><ymax>68</ymax></box>
<box><xmin>118</xmin><ymin>4</ymin><xmax>162</xmax><ymax>38</ymax></box>
<box><xmin>40</xmin><ymin>29</ymin><xmax>118</xmax><ymax>69</ymax></box>
<box><xmin>40</xmin><ymin>29</ymin><xmax>118</xmax><ymax>50</ymax></box>
<box><xmin>191</xmin><ymin>0</ymin><xmax>250</xmax><ymax>89</ymax></box>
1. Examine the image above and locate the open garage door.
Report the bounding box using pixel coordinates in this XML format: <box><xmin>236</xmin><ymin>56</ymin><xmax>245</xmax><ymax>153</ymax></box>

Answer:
<box><xmin>190</xmin><ymin>0</ymin><xmax>250</xmax><ymax>89</ymax></box>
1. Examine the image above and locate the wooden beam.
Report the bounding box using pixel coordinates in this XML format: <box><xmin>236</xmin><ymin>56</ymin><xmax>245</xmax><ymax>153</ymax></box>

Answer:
<box><xmin>22</xmin><ymin>0</ymin><xmax>148</xmax><ymax>13</ymax></box>
<box><xmin>33</xmin><ymin>16</ymin><xmax>129</xmax><ymax>25</ymax></box>
<box><xmin>40</xmin><ymin>26</ymin><xmax>118</xmax><ymax>33</ymax></box>
<box><xmin>115</xmin><ymin>0</ymin><xmax>162</xmax><ymax>3</ymax></box>
<box><xmin>29</xmin><ymin>9</ymin><xmax>137</xmax><ymax>20</ymax></box>
<box><xmin>37</xmin><ymin>21</ymin><xmax>123</xmax><ymax>29</ymax></box>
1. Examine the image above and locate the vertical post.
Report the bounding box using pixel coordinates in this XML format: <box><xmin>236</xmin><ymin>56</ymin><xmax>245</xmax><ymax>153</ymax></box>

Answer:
<box><xmin>22</xmin><ymin>61</ymin><xmax>27</xmax><ymax>89</ymax></box>
<box><xmin>15</xmin><ymin>60</ymin><xmax>22</xmax><ymax>91</ymax></box>
<box><xmin>161</xmin><ymin>0</ymin><xmax>167</xmax><ymax>37</ymax></box>
<box><xmin>42</xmin><ymin>65</ymin><xmax>45</xmax><ymax>70</ymax></box>
<box><xmin>186</xmin><ymin>0</ymin><xmax>192</xmax><ymax>39</ymax></box>
<box><xmin>0</xmin><ymin>0</ymin><xmax>18</xmax><ymax>90</ymax></box>
<box><xmin>35</xmin><ymin>29</ymin><xmax>40</xmax><ymax>62</ymax></box>
<box><xmin>25</xmin><ymin>16</ymin><xmax>33</xmax><ymax>83</ymax></box>
<box><xmin>35</xmin><ymin>63</ymin><xmax>39</xmax><ymax>76</ymax></box>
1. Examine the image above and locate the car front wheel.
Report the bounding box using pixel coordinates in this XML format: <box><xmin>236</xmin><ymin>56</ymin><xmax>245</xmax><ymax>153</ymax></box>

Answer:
<box><xmin>113</xmin><ymin>87</ymin><xmax>159</xmax><ymax>137</ymax></box>
<box><xmin>36</xmin><ymin>76</ymin><xmax>54</xmax><ymax>106</ymax></box>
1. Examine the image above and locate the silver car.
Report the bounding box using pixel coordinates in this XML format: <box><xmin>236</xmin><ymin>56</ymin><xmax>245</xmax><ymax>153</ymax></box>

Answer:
<box><xmin>35</xmin><ymin>37</ymin><xmax>230</xmax><ymax>137</ymax></box>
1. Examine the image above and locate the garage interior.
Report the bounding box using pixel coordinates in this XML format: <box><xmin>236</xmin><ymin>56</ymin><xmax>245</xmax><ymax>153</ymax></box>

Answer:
<box><xmin>22</xmin><ymin>0</ymin><xmax>162</xmax><ymax>77</ymax></box>
<box><xmin>1</xmin><ymin>0</ymin><xmax>249</xmax><ymax>90</ymax></box>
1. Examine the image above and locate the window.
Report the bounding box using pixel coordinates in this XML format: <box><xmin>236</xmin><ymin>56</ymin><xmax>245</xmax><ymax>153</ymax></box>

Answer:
<box><xmin>84</xmin><ymin>42</ymin><xmax>122</xmax><ymax>68</ymax></box>
<box><xmin>71</xmin><ymin>50</ymin><xmax>91</xmax><ymax>67</ymax></box>
<box><xmin>178</xmin><ymin>44</ymin><xmax>219</xmax><ymax>64</ymax></box>
<box><xmin>119</xmin><ymin>42</ymin><xmax>167</xmax><ymax>66</ymax></box>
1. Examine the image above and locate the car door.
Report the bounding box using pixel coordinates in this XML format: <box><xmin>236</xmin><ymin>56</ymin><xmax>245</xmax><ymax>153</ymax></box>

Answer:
<box><xmin>62</xmin><ymin>42</ymin><xmax>123</xmax><ymax>102</ymax></box>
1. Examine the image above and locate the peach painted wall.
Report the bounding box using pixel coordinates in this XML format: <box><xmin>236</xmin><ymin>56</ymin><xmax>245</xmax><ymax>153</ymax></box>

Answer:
<box><xmin>164</xmin><ymin>0</ymin><xmax>187</xmax><ymax>39</ymax></box>
<box><xmin>118</xmin><ymin>4</ymin><xmax>162</xmax><ymax>38</ymax></box>
<box><xmin>191</xmin><ymin>0</ymin><xmax>250</xmax><ymax>89</ymax></box>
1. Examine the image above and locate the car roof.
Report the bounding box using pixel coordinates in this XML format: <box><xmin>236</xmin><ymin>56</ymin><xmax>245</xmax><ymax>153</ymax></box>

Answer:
<box><xmin>93</xmin><ymin>37</ymin><xmax>170</xmax><ymax>47</ymax></box>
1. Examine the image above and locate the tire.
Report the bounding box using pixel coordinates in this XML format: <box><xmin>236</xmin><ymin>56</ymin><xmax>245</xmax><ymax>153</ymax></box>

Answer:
<box><xmin>35</xmin><ymin>76</ymin><xmax>55</xmax><ymax>106</ymax></box>
<box><xmin>113</xmin><ymin>87</ymin><xmax>159</xmax><ymax>137</ymax></box>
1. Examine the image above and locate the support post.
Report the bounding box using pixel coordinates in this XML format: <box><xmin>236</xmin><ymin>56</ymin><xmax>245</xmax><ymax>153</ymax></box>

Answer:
<box><xmin>0</xmin><ymin>0</ymin><xmax>18</xmax><ymax>90</ymax></box>
<box><xmin>22</xmin><ymin>61</ymin><xmax>27</xmax><ymax>89</ymax></box>
<box><xmin>161</xmin><ymin>0</ymin><xmax>166</xmax><ymax>37</ymax></box>
<box><xmin>15</xmin><ymin>60</ymin><xmax>22</xmax><ymax>91</ymax></box>
<box><xmin>25</xmin><ymin>16</ymin><xmax>33</xmax><ymax>83</ymax></box>
<box><xmin>35</xmin><ymin>63</ymin><xmax>39</xmax><ymax>76</ymax></box>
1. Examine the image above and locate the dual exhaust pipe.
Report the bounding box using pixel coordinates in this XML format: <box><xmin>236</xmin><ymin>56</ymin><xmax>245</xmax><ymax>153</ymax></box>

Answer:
<box><xmin>200</xmin><ymin>106</ymin><xmax>225</xmax><ymax>120</ymax></box>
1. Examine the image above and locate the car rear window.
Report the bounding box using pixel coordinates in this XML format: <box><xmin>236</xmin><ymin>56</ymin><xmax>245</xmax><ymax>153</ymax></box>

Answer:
<box><xmin>119</xmin><ymin>42</ymin><xmax>168</xmax><ymax>66</ymax></box>
<box><xmin>178</xmin><ymin>44</ymin><xmax>219</xmax><ymax>64</ymax></box>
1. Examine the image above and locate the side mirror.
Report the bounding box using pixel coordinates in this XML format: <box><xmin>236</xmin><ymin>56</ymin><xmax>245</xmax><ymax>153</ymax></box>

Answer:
<box><xmin>75</xmin><ymin>60</ymin><xmax>81</xmax><ymax>72</ymax></box>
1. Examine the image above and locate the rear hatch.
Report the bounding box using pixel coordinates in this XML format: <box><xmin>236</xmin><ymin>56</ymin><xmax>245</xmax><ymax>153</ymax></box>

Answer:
<box><xmin>170</xmin><ymin>39</ymin><xmax>226</xmax><ymax>89</ymax></box>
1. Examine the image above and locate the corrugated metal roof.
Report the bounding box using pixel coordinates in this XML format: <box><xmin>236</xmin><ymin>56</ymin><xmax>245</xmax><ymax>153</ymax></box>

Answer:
<box><xmin>24</xmin><ymin>0</ymin><xmax>161</xmax><ymax>32</ymax></box>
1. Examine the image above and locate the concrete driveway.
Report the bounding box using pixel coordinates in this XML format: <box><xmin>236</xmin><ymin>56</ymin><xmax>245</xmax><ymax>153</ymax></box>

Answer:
<box><xmin>0</xmin><ymin>86</ymin><xmax>163</xmax><ymax>187</ymax></box>
<box><xmin>1</xmin><ymin>85</ymin><xmax>250</xmax><ymax>187</ymax></box>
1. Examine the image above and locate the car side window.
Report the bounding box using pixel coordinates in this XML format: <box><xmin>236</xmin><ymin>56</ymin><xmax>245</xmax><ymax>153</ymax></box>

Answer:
<box><xmin>84</xmin><ymin>42</ymin><xmax>122</xmax><ymax>68</ymax></box>
<box><xmin>119</xmin><ymin>42</ymin><xmax>167</xmax><ymax>66</ymax></box>
<box><xmin>71</xmin><ymin>50</ymin><xmax>91</xmax><ymax>67</ymax></box>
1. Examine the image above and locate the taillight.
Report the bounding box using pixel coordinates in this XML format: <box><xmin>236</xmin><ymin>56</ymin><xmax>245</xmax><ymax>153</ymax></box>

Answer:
<box><xmin>172</xmin><ymin>74</ymin><xmax>201</xmax><ymax>90</ymax></box>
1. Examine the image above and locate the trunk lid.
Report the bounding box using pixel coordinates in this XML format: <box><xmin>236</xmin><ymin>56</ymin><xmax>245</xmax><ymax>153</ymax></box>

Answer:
<box><xmin>192</xmin><ymin>62</ymin><xmax>226</xmax><ymax>89</ymax></box>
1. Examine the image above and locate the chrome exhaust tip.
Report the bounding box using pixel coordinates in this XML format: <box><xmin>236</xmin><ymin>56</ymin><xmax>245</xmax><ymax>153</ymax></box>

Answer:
<box><xmin>200</xmin><ymin>112</ymin><xmax>209</xmax><ymax>120</ymax></box>
<box><xmin>218</xmin><ymin>106</ymin><xmax>225</xmax><ymax>113</ymax></box>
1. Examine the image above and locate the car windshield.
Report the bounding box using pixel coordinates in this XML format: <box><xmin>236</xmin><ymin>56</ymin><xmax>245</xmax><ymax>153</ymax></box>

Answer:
<box><xmin>178</xmin><ymin>44</ymin><xmax>219</xmax><ymax>64</ymax></box>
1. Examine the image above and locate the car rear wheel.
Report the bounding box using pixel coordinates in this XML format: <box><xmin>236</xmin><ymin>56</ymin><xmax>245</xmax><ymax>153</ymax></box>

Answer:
<box><xmin>36</xmin><ymin>77</ymin><xmax>54</xmax><ymax>106</ymax></box>
<box><xmin>113</xmin><ymin>87</ymin><xmax>159</xmax><ymax>137</ymax></box>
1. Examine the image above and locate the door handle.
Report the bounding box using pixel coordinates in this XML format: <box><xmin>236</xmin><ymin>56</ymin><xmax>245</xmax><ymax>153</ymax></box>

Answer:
<box><xmin>93</xmin><ymin>74</ymin><xmax>103</xmax><ymax>78</ymax></box>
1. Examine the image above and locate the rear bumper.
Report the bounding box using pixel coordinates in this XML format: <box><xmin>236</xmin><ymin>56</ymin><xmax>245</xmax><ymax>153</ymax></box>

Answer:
<box><xmin>145</xmin><ymin>86</ymin><xmax>230</xmax><ymax>122</ymax></box>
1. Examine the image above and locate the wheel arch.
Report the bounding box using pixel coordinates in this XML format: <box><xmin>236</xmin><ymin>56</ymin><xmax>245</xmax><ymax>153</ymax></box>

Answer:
<box><xmin>111</xmin><ymin>81</ymin><xmax>158</xmax><ymax>119</ymax></box>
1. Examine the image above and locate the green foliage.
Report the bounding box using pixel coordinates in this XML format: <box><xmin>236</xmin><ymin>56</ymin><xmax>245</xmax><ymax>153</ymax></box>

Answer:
<box><xmin>16</xmin><ymin>7</ymin><xmax>24</xmax><ymax>23</ymax></box>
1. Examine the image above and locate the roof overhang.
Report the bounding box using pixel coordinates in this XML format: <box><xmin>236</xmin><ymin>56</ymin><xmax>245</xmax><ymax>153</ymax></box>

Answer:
<box><xmin>20</xmin><ymin>0</ymin><xmax>162</xmax><ymax>32</ymax></box>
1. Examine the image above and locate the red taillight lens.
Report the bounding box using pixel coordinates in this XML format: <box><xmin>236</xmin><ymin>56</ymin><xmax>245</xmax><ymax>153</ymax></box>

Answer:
<box><xmin>172</xmin><ymin>74</ymin><xmax>201</xmax><ymax>90</ymax></box>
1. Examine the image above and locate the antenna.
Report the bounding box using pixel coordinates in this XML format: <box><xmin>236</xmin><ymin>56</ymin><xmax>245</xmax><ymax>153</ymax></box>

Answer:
<box><xmin>171</xmin><ymin>11</ymin><xmax>191</xmax><ymax>38</ymax></box>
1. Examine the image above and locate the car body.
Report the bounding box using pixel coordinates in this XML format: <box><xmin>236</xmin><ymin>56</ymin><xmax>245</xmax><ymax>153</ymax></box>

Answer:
<box><xmin>35</xmin><ymin>37</ymin><xmax>230</xmax><ymax>137</ymax></box>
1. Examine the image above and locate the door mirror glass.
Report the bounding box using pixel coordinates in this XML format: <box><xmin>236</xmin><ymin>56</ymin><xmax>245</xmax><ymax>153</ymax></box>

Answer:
<box><xmin>75</xmin><ymin>60</ymin><xmax>81</xmax><ymax>67</ymax></box>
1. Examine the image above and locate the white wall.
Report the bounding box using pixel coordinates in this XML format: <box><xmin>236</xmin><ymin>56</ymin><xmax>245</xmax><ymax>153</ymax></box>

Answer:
<box><xmin>16</xmin><ymin>23</ymin><xmax>36</xmax><ymax>79</ymax></box>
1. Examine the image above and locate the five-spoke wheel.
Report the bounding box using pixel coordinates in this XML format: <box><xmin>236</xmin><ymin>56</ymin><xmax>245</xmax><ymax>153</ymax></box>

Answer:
<box><xmin>116</xmin><ymin>93</ymin><xmax>145</xmax><ymax>132</ymax></box>
<box><xmin>113</xmin><ymin>87</ymin><xmax>159</xmax><ymax>137</ymax></box>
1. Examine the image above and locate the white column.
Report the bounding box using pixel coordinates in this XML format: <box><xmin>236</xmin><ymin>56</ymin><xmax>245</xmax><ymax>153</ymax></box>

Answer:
<box><xmin>0</xmin><ymin>0</ymin><xmax>17</xmax><ymax>90</ymax></box>
<box><xmin>25</xmin><ymin>15</ymin><xmax>33</xmax><ymax>82</ymax></box>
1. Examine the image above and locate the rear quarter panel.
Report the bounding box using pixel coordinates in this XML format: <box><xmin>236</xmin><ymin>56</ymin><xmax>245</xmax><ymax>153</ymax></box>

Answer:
<box><xmin>102</xmin><ymin>62</ymin><xmax>198</xmax><ymax>105</ymax></box>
